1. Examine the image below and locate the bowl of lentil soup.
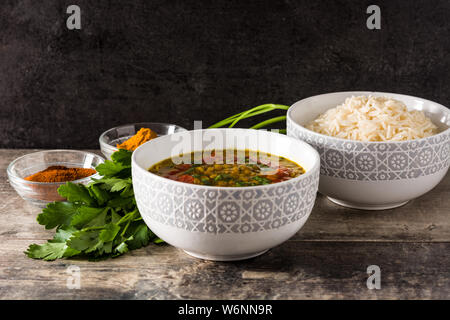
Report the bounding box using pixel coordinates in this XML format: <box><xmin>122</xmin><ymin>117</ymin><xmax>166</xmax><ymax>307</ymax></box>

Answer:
<box><xmin>132</xmin><ymin>129</ymin><xmax>320</xmax><ymax>261</ymax></box>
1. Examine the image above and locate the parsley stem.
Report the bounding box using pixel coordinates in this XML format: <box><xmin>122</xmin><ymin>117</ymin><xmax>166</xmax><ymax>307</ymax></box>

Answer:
<box><xmin>117</xmin><ymin>209</ymin><xmax>138</xmax><ymax>225</ymax></box>
<box><xmin>121</xmin><ymin>219</ymin><xmax>131</xmax><ymax>237</ymax></box>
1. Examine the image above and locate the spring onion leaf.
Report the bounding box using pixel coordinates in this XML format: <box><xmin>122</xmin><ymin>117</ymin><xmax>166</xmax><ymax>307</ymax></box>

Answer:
<box><xmin>208</xmin><ymin>103</ymin><xmax>289</xmax><ymax>130</ymax></box>
<box><xmin>250</xmin><ymin>115</ymin><xmax>287</xmax><ymax>129</ymax></box>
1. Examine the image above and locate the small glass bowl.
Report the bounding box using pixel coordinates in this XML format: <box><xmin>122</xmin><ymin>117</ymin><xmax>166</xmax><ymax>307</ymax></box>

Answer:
<box><xmin>7</xmin><ymin>150</ymin><xmax>105</xmax><ymax>208</ymax></box>
<box><xmin>99</xmin><ymin>122</ymin><xmax>187</xmax><ymax>159</ymax></box>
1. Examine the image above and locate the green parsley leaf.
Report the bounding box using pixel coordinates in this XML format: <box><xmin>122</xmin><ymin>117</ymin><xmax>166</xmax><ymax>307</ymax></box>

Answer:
<box><xmin>95</xmin><ymin>160</ymin><xmax>130</xmax><ymax>177</ymax></box>
<box><xmin>58</xmin><ymin>182</ymin><xmax>95</xmax><ymax>206</ymax></box>
<box><xmin>107</xmin><ymin>196</ymin><xmax>135</xmax><ymax>210</ymax></box>
<box><xmin>37</xmin><ymin>202</ymin><xmax>78</xmax><ymax>229</ymax></box>
<box><xmin>67</xmin><ymin>229</ymin><xmax>103</xmax><ymax>253</ymax></box>
<box><xmin>111</xmin><ymin>149</ymin><xmax>132</xmax><ymax>166</ymax></box>
<box><xmin>111</xmin><ymin>209</ymin><xmax>122</xmax><ymax>224</ymax></box>
<box><xmin>83</xmin><ymin>208</ymin><xmax>108</xmax><ymax>228</ymax></box>
<box><xmin>114</xmin><ymin>241</ymin><xmax>129</xmax><ymax>255</ymax></box>
<box><xmin>26</xmin><ymin>243</ymin><xmax>70</xmax><ymax>261</ymax></box>
<box><xmin>51</xmin><ymin>226</ymin><xmax>78</xmax><ymax>243</ymax></box>
<box><xmin>120</xmin><ymin>184</ymin><xmax>134</xmax><ymax>198</ymax></box>
<box><xmin>99</xmin><ymin>223</ymin><xmax>120</xmax><ymax>242</ymax></box>
<box><xmin>125</xmin><ymin>223</ymin><xmax>151</xmax><ymax>250</ymax></box>
<box><xmin>70</xmin><ymin>207</ymin><xmax>106</xmax><ymax>229</ymax></box>
<box><xmin>110</xmin><ymin>179</ymin><xmax>131</xmax><ymax>192</ymax></box>
<box><xmin>25</xmin><ymin>227</ymin><xmax>80</xmax><ymax>260</ymax></box>
<box><xmin>88</xmin><ymin>184</ymin><xmax>110</xmax><ymax>206</ymax></box>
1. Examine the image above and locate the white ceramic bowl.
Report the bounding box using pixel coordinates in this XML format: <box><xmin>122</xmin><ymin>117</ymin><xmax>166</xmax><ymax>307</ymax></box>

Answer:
<box><xmin>287</xmin><ymin>91</ymin><xmax>450</xmax><ymax>210</ymax></box>
<box><xmin>132</xmin><ymin>129</ymin><xmax>320</xmax><ymax>261</ymax></box>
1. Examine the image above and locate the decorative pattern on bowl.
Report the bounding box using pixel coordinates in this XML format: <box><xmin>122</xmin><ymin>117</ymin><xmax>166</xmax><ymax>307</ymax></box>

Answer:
<box><xmin>133</xmin><ymin>165</ymin><xmax>320</xmax><ymax>234</ymax></box>
<box><xmin>287</xmin><ymin>118</ymin><xmax>450</xmax><ymax>181</ymax></box>
<box><xmin>132</xmin><ymin>128</ymin><xmax>321</xmax><ymax>260</ymax></box>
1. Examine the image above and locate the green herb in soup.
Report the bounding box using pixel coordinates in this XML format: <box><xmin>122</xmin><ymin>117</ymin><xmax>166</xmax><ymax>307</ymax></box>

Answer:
<box><xmin>149</xmin><ymin>149</ymin><xmax>305</xmax><ymax>187</ymax></box>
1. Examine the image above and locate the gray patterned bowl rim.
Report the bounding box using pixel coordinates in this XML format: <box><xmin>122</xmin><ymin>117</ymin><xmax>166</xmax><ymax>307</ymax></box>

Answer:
<box><xmin>7</xmin><ymin>149</ymin><xmax>104</xmax><ymax>185</ymax></box>
<box><xmin>99</xmin><ymin>122</ymin><xmax>188</xmax><ymax>154</ymax></box>
<box><xmin>287</xmin><ymin>91</ymin><xmax>450</xmax><ymax>145</ymax></box>
<box><xmin>131</xmin><ymin>128</ymin><xmax>320</xmax><ymax>191</ymax></box>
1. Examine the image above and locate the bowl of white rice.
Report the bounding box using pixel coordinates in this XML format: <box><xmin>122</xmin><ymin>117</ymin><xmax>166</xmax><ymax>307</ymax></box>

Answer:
<box><xmin>287</xmin><ymin>91</ymin><xmax>450</xmax><ymax>210</ymax></box>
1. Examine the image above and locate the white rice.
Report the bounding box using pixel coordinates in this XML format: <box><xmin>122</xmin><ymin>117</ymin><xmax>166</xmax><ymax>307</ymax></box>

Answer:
<box><xmin>306</xmin><ymin>95</ymin><xmax>438</xmax><ymax>141</ymax></box>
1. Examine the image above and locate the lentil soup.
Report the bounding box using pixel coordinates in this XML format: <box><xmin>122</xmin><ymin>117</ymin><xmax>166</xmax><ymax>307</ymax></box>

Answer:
<box><xmin>149</xmin><ymin>149</ymin><xmax>305</xmax><ymax>187</ymax></box>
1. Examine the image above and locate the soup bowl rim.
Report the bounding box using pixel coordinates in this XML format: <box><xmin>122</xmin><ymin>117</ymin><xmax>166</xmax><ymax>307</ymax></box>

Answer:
<box><xmin>131</xmin><ymin>128</ymin><xmax>321</xmax><ymax>191</ymax></box>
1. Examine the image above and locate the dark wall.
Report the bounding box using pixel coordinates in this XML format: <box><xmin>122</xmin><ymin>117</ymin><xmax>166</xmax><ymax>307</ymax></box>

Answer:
<box><xmin>1</xmin><ymin>0</ymin><xmax>449</xmax><ymax>149</ymax></box>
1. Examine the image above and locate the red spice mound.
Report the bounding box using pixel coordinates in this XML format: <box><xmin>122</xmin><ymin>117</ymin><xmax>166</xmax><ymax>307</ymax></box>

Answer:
<box><xmin>24</xmin><ymin>165</ymin><xmax>97</xmax><ymax>183</ymax></box>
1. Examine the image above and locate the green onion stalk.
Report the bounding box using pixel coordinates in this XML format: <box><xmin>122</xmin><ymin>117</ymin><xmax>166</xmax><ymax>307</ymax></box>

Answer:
<box><xmin>208</xmin><ymin>104</ymin><xmax>289</xmax><ymax>133</ymax></box>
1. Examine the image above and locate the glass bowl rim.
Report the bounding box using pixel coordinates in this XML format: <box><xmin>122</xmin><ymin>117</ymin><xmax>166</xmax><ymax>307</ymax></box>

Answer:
<box><xmin>7</xmin><ymin>149</ymin><xmax>104</xmax><ymax>185</ymax></box>
<box><xmin>99</xmin><ymin>122</ymin><xmax>188</xmax><ymax>153</ymax></box>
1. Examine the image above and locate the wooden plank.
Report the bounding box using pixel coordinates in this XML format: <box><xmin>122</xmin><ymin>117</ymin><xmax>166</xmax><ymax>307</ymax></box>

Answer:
<box><xmin>0</xmin><ymin>241</ymin><xmax>448</xmax><ymax>299</ymax></box>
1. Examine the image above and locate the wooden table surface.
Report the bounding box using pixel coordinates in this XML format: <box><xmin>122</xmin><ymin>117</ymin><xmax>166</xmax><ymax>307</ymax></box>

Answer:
<box><xmin>1</xmin><ymin>149</ymin><xmax>449</xmax><ymax>299</ymax></box>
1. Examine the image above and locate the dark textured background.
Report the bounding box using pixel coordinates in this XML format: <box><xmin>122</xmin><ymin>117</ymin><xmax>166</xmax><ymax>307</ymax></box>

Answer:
<box><xmin>0</xmin><ymin>0</ymin><xmax>449</xmax><ymax>149</ymax></box>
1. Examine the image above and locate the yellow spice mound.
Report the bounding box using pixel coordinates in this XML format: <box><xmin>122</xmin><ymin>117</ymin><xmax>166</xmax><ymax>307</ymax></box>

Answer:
<box><xmin>117</xmin><ymin>127</ymin><xmax>157</xmax><ymax>151</ymax></box>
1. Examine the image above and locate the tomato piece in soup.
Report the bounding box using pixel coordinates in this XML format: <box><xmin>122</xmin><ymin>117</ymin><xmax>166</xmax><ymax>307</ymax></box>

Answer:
<box><xmin>175</xmin><ymin>164</ymin><xmax>192</xmax><ymax>171</ymax></box>
<box><xmin>276</xmin><ymin>167</ymin><xmax>291</xmax><ymax>177</ymax></box>
<box><xmin>177</xmin><ymin>175</ymin><xmax>194</xmax><ymax>184</ymax></box>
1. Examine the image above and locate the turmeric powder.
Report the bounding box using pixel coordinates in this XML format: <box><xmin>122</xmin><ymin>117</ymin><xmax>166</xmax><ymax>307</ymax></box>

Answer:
<box><xmin>25</xmin><ymin>166</ymin><xmax>97</xmax><ymax>183</ymax></box>
<box><xmin>117</xmin><ymin>127</ymin><xmax>157</xmax><ymax>151</ymax></box>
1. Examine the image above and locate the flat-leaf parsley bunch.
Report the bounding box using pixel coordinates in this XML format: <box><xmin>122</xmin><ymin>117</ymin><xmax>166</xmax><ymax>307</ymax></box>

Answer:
<box><xmin>26</xmin><ymin>149</ymin><xmax>162</xmax><ymax>261</ymax></box>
